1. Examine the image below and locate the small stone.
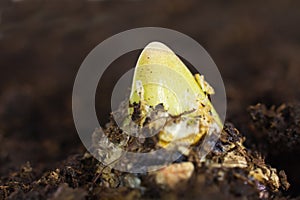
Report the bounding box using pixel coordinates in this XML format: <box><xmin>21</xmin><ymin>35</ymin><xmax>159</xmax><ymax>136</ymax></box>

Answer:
<box><xmin>123</xmin><ymin>174</ymin><xmax>141</xmax><ymax>189</ymax></box>
<box><xmin>155</xmin><ymin>162</ymin><xmax>194</xmax><ymax>189</ymax></box>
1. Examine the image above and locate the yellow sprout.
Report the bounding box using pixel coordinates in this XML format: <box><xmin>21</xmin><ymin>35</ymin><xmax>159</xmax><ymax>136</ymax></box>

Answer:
<box><xmin>129</xmin><ymin>42</ymin><xmax>222</xmax><ymax>147</ymax></box>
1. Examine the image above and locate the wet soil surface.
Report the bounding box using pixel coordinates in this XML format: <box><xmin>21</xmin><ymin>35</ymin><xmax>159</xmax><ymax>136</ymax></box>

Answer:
<box><xmin>0</xmin><ymin>0</ymin><xmax>300</xmax><ymax>199</ymax></box>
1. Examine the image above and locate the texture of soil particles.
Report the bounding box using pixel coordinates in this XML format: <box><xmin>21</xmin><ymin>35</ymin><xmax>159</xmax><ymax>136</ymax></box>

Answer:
<box><xmin>0</xmin><ymin>0</ymin><xmax>300</xmax><ymax>199</ymax></box>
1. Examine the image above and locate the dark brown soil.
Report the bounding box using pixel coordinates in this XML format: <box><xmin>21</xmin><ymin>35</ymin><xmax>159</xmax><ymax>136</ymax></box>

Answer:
<box><xmin>0</xmin><ymin>0</ymin><xmax>300</xmax><ymax>199</ymax></box>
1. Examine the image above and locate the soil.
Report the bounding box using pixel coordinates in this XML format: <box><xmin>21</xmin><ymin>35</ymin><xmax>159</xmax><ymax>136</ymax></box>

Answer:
<box><xmin>0</xmin><ymin>0</ymin><xmax>300</xmax><ymax>199</ymax></box>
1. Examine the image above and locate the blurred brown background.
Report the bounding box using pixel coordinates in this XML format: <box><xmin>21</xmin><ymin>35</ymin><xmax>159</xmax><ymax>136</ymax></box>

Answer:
<box><xmin>0</xmin><ymin>0</ymin><xmax>299</xmax><ymax>197</ymax></box>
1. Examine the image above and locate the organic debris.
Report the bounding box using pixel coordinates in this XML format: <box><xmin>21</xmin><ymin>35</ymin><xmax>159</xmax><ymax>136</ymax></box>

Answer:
<box><xmin>90</xmin><ymin>103</ymin><xmax>290</xmax><ymax>199</ymax></box>
<box><xmin>0</xmin><ymin>121</ymin><xmax>292</xmax><ymax>200</ymax></box>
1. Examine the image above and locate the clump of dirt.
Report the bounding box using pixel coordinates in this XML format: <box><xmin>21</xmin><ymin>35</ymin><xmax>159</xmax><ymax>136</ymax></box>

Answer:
<box><xmin>248</xmin><ymin>103</ymin><xmax>300</xmax><ymax>197</ymax></box>
<box><xmin>248</xmin><ymin>103</ymin><xmax>300</xmax><ymax>155</ymax></box>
